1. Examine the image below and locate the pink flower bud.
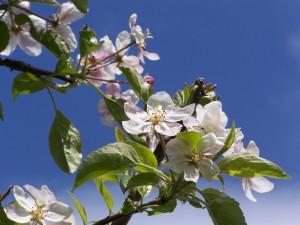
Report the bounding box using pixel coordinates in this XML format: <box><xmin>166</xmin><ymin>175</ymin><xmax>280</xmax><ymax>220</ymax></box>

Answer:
<box><xmin>144</xmin><ymin>75</ymin><xmax>155</xmax><ymax>85</ymax></box>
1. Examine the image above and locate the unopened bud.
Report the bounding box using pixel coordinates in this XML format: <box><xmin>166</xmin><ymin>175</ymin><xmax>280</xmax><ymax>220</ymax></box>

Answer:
<box><xmin>144</xmin><ymin>75</ymin><xmax>155</xmax><ymax>85</ymax></box>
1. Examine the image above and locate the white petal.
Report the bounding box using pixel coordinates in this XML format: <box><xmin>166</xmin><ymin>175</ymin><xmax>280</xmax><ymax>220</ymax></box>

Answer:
<box><xmin>4</xmin><ymin>204</ymin><xmax>31</xmax><ymax>223</ymax></box>
<box><xmin>121</xmin><ymin>89</ymin><xmax>139</xmax><ymax>104</ymax></box>
<box><xmin>29</xmin><ymin>15</ymin><xmax>46</xmax><ymax>31</ymax></box>
<box><xmin>122</xmin><ymin>55</ymin><xmax>139</xmax><ymax>67</ymax></box>
<box><xmin>143</xmin><ymin>50</ymin><xmax>160</xmax><ymax>61</ymax></box>
<box><xmin>195</xmin><ymin>104</ymin><xmax>205</xmax><ymax>122</ymax></box>
<box><xmin>13</xmin><ymin>185</ymin><xmax>36</xmax><ymax>211</ymax></box>
<box><xmin>24</xmin><ymin>185</ymin><xmax>56</xmax><ymax>205</ymax></box>
<box><xmin>56</xmin><ymin>25</ymin><xmax>77</xmax><ymax>52</ymax></box>
<box><xmin>198</xmin><ymin>158</ymin><xmax>219</xmax><ymax>181</ymax></box>
<box><xmin>116</xmin><ymin>31</ymin><xmax>130</xmax><ymax>51</ymax></box>
<box><xmin>249</xmin><ymin>177</ymin><xmax>274</xmax><ymax>193</ymax></box>
<box><xmin>0</xmin><ymin>33</ymin><xmax>18</xmax><ymax>56</ymax></box>
<box><xmin>101</xmin><ymin>110</ymin><xmax>115</xmax><ymax>127</ymax></box>
<box><xmin>147</xmin><ymin>92</ymin><xmax>174</xmax><ymax>110</ymax></box>
<box><xmin>166</xmin><ymin>104</ymin><xmax>195</xmax><ymax>122</ymax></box>
<box><xmin>166</xmin><ymin>138</ymin><xmax>193</xmax><ymax>156</ymax></box>
<box><xmin>129</xmin><ymin>13</ymin><xmax>137</xmax><ymax>29</ymax></box>
<box><xmin>183</xmin><ymin>165</ymin><xmax>200</xmax><ymax>182</ymax></box>
<box><xmin>242</xmin><ymin>178</ymin><xmax>257</xmax><ymax>202</ymax></box>
<box><xmin>124</xmin><ymin>102</ymin><xmax>147</xmax><ymax>121</ymax></box>
<box><xmin>246</xmin><ymin>140</ymin><xmax>260</xmax><ymax>156</ymax></box>
<box><xmin>163</xmin><ymin>157</ymin><xmax>189</xmax><ymax>174</ymax></box>
<box><xmin>122</xmin><ymin>120</ymin><xmax>152</xmax><ymax>135</ymax></box>
<box><xmin>199</xmin><ymin>133</ymin><xmax>224</xmax><ymax>155</ymax></box>
<box><xmin>134</xmin><ymin>64</ymin><xmax>144</xmax><ymax>74</ymax></box>
<box><xmin>58</xmin><ymin>2</ymin><xmax>84</xmax><ymax>24</ymax></box>
<box><xmin>19</xmin><ymin>31</ymin><xmax>42</xmax><ymax>56</ymax></box>
<box><xmin>155</xmin><ymin>122</ymin><xmax>182</xmax><ymax>136</ymax></box>
<box><xmin>45</xmin><ymin>202</ymin><xmax>73</xmax><ymax>222</ymax></box>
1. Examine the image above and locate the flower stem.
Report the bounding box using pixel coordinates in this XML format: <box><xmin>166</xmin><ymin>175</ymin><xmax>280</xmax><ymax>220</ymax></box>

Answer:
<box><xmin>46</xmin><ymin>86</ymin><xmax>58</xmax><ymax>112</ymax></box>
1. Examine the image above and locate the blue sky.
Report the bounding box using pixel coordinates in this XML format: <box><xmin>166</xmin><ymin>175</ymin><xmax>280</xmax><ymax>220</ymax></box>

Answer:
<box><xmin>1</xmin><ymin>0</ymin><xmax>300</xmax><ymax>224</ymax></box>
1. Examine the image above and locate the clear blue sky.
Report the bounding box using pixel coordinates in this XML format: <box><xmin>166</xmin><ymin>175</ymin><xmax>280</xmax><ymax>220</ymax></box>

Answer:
<box><xmin>1</xmin><ymin>0</ymin><xmax>300</xmax><ymax>224</ymax></box>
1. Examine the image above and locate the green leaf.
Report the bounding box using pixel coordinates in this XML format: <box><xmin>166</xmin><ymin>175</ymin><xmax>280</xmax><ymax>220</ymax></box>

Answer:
<box><xmin>79</xmin><ymin>26</ymin><xmax>101</xmax><ymax>57</ymax></box>
<box><xmin>0</xmin><ymin>21</ymin><xmax>9</xmax><ymax>52</ymax></box>
<box><xmin>120</xmin><ymin>67</ymin><xmax>153</xmax><ymax>103</ymax></box>
<box><xmin>0</xmin><ymin>207</ymin><xmax>19</xmax><ymax>225</ymax></box>
<box><xmin>94</xmin><ymin>179</ymin><xmax>114</xmax><ymax>212</ymax></box>
<box><xmin>0</xmin><ymin>101</ymin><xmax>4</xmax><ymax>121</ymax></box>
<box><xmin>49</xmin><ymin>110</ymin><xmax>82</xmax><ymax>174</ymax></box>
<box><xmin>28</xmin><ymin>0</ymin><xmax>60</xmax><ymax>5</ymax></box>
<box><xmin>177</xmin><ymin>131</ymin><xmax>203</xmax><ymax>151</ymax></box>
<box><xmin>68</xmin><ymin>192</ymin><xmax>87</xmax><ymax>225</ymax></box>
<box><xmin>201</xmin><ymin>188</ymin><xmax>247</xmax><ymax>225</ymax></box>
<box><xmin>212</xmin><ymin>121</ymin><xmax>235</xmax><ymax>161</ymax></box>
<box><xmin>14</xmin><ymin>14</ymin><xmax>70</xmax><ymax>57</ymax></box>
<box><xmin>124</xmin><ymin>173</ymin><xmax>160</xmax><ymax>191</ymax></box>
<box><xmin>147</xmin><ymin>199</ymin><xmax>177</xmax><ymax>216</ymax></box>
<box><xmin>120</xmin><ymin>198</ymin><xmax>137</xmax><ymax>215</ymax></box>
<box><xmin>127</xmin><ymin>141</ymin><xmax>158</xmax><ymax>168</ymax></box>
<box><xmin>55</xmin><ymin>54</ymin><xmax>77</xmax><ymax>75</ymax></box>
<box><xmin>115</xmin><ymin>126</ymin><xmax>127</xmax><ymax>142</ymax></box>
<box><xmin>173</xmin><ymin>84</ymin><xmax>191</xmax><ymax>107</ymax></box>
<box><xmin>12</xmin><ymin>72</ymin><xmax>45</xmax><ymax>101</ymax></box>
<box><xmin>218</xmin><ymin>153</ymin><xmax>290</xmax><ymax>179</ymax></box>
<box><xmin>72</xmin><ymin>143</ymin><xmax>140</xmax><ymax>191</ymax></box>
<box><xmin>71</xmin><ymin>0</ymin><xmax>88</xmax><ymax>13</ymax></box>
<box><xmin>187</xmin><ymin>196</ymin><xmax>203</xmax><ymax>208</ymax></box>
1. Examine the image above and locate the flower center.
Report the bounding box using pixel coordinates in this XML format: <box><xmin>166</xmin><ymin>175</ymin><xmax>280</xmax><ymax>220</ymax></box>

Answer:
<box><xmin>187</xmin><ymin>152</ymin><xmax>204</xmax><ymax>167</ymax></box>
<box><xmin>30</xmin><ymin>203</ymin><xmax>47</xmax><ymax>223</ymax></box>
<box><xmin>148</xmin><ymin>105</ymin><xmax>166</xmax><ymax>125</ymax></box>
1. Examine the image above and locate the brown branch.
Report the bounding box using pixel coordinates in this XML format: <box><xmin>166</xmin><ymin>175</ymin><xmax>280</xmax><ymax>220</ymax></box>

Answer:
<box><xmin>0</xmin><ymin>58</ymin><xmax>75</xmax><ymax>83</ymax></box>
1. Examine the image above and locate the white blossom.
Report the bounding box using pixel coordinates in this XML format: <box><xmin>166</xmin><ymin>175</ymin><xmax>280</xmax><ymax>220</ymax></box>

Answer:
<box><xmin>4</xmin><ymin>185</ymin><xmax>75</xmax><ymax>225</ymax></box>
<box><xmin>163</xmin><ymin>133</ymin><xmax>224</xmax><ymax>182</ymax></box>
<box><xmin>122</xmin><ymin>91</ymin><xmax>195</xmax><ymax>136</ymax></box>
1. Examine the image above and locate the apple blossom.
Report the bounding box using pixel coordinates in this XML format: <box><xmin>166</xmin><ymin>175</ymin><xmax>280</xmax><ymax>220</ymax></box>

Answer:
<box><xmin>129</xmin><ymin>13</ymin><xmax>160</xmax><ymax>63</ymax></box>
<box><xmin>183</xmin><ymin>101</ymin><xmax>228</xmax><ymax>139</ymax></box>
<box><xmin>4</xmin><ymin>185</ymin><xmax>74</xmax><ymax>225</ymax></box>
<box><xmin>122</xmin><ymin>91</ymin><xmax>195</xmax><ymax>136</ymax></box>
<box><xmin>234</xmin><ymin>140</ymin><xmax>274</xmax><ymax>202</ymax></box>
<box><xmin>50</xmin><ymin>2</ymin><xmax>84</xmax><ymax>51</ymax></box>
<box><xmin>0</xmin><ymin>2</ymin><xmax>46</xmax><ymax>56</ymax></box>
<box><xmin>163</xmin><ymin>133</ymin><xmax>224</xmax><ymax>182</ymax></box>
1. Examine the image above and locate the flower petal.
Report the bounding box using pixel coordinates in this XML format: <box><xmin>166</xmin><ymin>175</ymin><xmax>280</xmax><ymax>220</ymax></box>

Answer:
<box><xmin>58</xmin><ymin>2</ymin><xmax>84</xmax><ymax>24</ymax></box>
<box><xmin>143</xmin><ymin>50</ymin><xmax>160</xmax><ymax>61</ymax></box>
<box><xmin>183</xmin><ymin>165</ymin><xmax>200</xmax><ymax>182</ymax></box>
<box><xmin>44</xmin><ymin>202</ymin><xmax>73</xmax><ymax>222</ymax></box>
<box><xmin>106</xmin><ymin>83</ymin><xmax>121</xmax><ymax>97</ymax></box>
<box><xmin>0</xmin><ymin>33</ymin><xmax>18</xmax><ymax>56</ymax></box>
<box><xmin>116</xmin><ymin>31</ymin><xmax>130</xmax><ymax>51</ymax></box>
<box><xmin>122</xmin><ymin>120</ymin><xmax>152</xmax><ymax>135</ymax></box>
<box><xmin>4</xmin><ymin>204</ymin><xmax>31</xmax><ymax>223</ymax></box>
<box><xmin>24</xmin><ymin>184</ymin><xmax>56</xmax><ymax>205</ymax></box>
<box><xmin>248</xmin><ymin>177</ymin><xmax>274</xmax><ymax>193</ymax></box>
<box><xmin>19</xmin><ymin>31</ymin><xmax>42</xmax><ymax>56</ymax></box>
<box><xmin>242</xmin><ymin>178</ymin><xmax>257</xmax><ymax>202</ymax></box>
<box><xmin>13</xmin><ymin>185</ymin><xmax>36</xmax><ymax>211</ymax></box>
<box><xmin>147</xmin><ymin>91</ymin><xmax>174</xmax><ymax>110</ymax></box>
<box><xmin>124</xmin><ymin>102</ymin><xmax>147</xmax><ymax>121</ymax></box>
<box><xmin>198</xmin><ymin>133</ymin><xmax>224</xmax><ymax>155</ymax></box>
<box><xmin>166</xmin><ymin>138</ymin><xmax>193</xmax><ymax>156</ymax></box>
<box><xmin>166</xmin><ymin>104</ymin><xmax>195</xmax><ymax>122</ymax></box>
<box><xmin>122</xmin><ymin>55</ymin><xmax>140</xmax><ymax>67</ymax></box>
<box><xmin>198</xmin><ymin>158</ymin><xmax>219</xmax><ymax>181</ymax></box>
<box><xmin>155</xmin><ymin>122</ymin><xmax>182</xmax><ymax>136</ymax></box>
<box><xmin>56</xmin><ymin>25</ymin><xmax>77</xmax><ymax>52</ymax></box>
<box><xmin>246</xmin><ymin>140</ymin><xmax>260</xmax><ymax>156</ymax></box>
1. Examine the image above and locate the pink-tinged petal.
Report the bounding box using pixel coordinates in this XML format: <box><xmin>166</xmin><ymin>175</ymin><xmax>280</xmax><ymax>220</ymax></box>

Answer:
<box><xmin>155</xmin><ymin>122</ymin><xmax>182</xmax><ymax>136</ymax></box>
<box><xmin>101</xmin><ymin>110</ymin><xmax>115</xmax><ymax>127</ymax></box>
<box><xmin>134</xmin><ymin>64</ymin><xmax>144</xmax><ymax>74</ymax></box>
<box><xmin>98</xmin><ymin>99</ymin><xmax>106</xmax><ymax>112</ymax></box>
<box><xmin>249</xmin><ymin>177</ymin><xmax>274</xmax><ymax>193</ymax></box>
<box><xmin>129</xmin><ymin>13</ymin><xmax>137</xmax><ymax>29</ymax></box>
<box><xmin>4</xmin><ymin>204</ymin><xmax>31</xmax><ymax>223</ymax></box>
<box><xmin>183</xmin><ymin>165</ymin><xmax>200</xmax><ymax>182</ymax></box>
<box><xmin>137</xmin><ymin>48</ymin><xmax>145</xmax><ymax>64</ymax></box>
<box><xmin>59</xmin><ymin>2</ymin><xmax>84</xmax><ymax>24</ymax></box>
<box><xmin>56</xmin><ymin>25</ymin><xmax>77</xmax><ymax>52</ymax></box>
<box><xmin>19</xmin><ymin>31</ymin><xmax>42</xmax><ymax>56</ymax></box>
<box><xmin>116</xmin><ymin>31</ymin><xmax>130</xmax><ymax>51</ymax></box>
<box><xmin>106</xmin><ymin>83</ymin><xmax>121</xmax><ymax>97</ymax></box>
<box><xmin>122</xmin><ymin>120</ymin><xmax>152</xmax><ymax>135</ymax></box>
<box><xmin>166</xmin><ymin>104</ymin><xmax>195</xmax><ymax>122</ymax></box>
<box><xmin>0</xmin><ymin>33</ymin><xmax>18</xmax><ymax>56</ymax></box>
<box><xmin>44</xmin><ymin>202</ymin><xmax>73</xmax><ymax>222</ymax></box>
<box><xmin>124</xmin><ymin>102</ymin><xmax>147</xmax><ymax>121</ymax></box>
<box><xmin>242</xmin><ymin>178</ymin><xmax>257</xmax><ymax>202</ymax></box>
<box><xmin>198</xmin><ymin>158</ymin><xmax>219</xmax><ymax>181</ymax></box>
<box><xmin>143</xmin><ymin>50</ymin><xmax>160</xmax><ymax>61</ymax></box>
<box><xmin>101</xmin><ymin>35</ymin><xmax>116</xmax><ymax>54</ymax></box>
<box><xmin>166</xmin><ymin>138</ymin><xmax>193</xmax><ymax>156</ymax></box>
<box><xmin>122</xmin><ymin>55</ymin><xmax>139</xmax><ymax>67</ymax></box>
<box><xmin>121</xmin><ymin>89</ymin><xmax>139</xmax><ymax>105</ymax></box>
<box><xmin>246</xmin><ymin>140</ymin><xmax>260</xmax><ymax>156</ymax></box>
<box><xmin>147</xmin><ymin>91</ymin><xmax>174</xmax><ymax>110</ymax></box>
<box><xmin>13</xmin><ymin>185</ymin><xmax>36</xmax><ymax>211</ymax></box>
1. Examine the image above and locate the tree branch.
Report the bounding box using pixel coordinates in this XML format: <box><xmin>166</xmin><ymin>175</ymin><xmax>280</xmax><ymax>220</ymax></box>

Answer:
<box><xmin>0</xmin><ymin>58</ymin><xmax>75</xmax><ymax>83</ymax></box>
